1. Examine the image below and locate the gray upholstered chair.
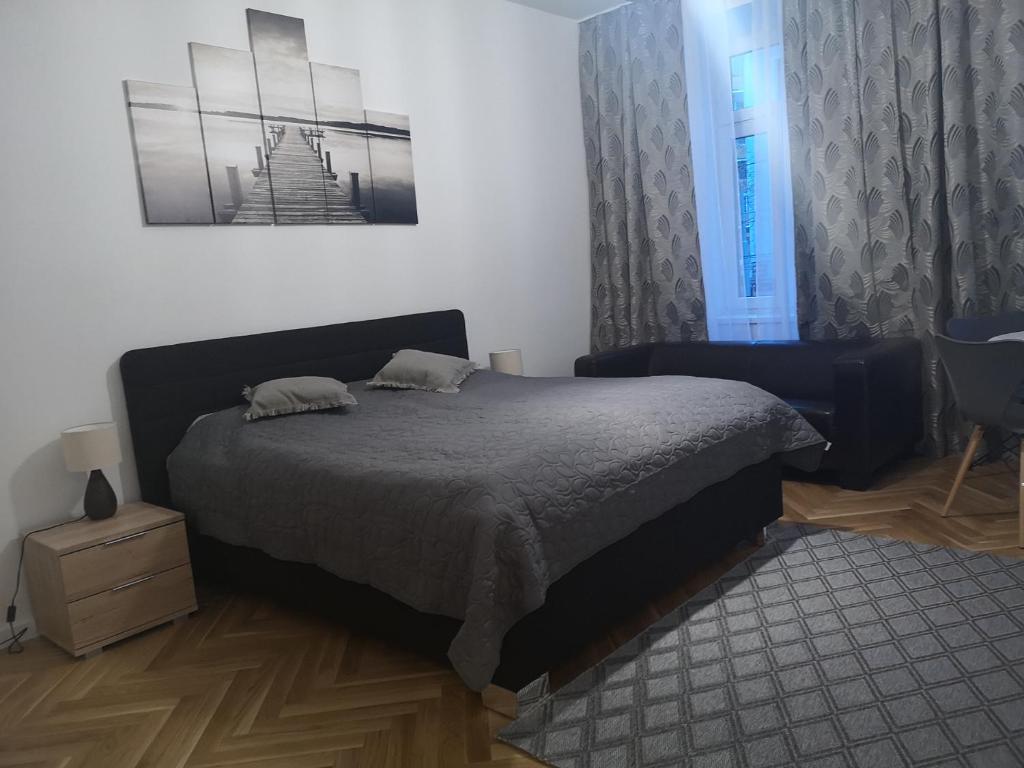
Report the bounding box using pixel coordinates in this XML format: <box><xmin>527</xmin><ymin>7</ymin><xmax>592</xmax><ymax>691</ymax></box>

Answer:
<box><xmin>947</xmin><ymin>313</ymin><xmax>1024</xmax><ymax>467</ymax></box>
<box><xmin>935</xmin><ymin>335</ymin><xmax>1024</xmax><ymax>547</ymax></box>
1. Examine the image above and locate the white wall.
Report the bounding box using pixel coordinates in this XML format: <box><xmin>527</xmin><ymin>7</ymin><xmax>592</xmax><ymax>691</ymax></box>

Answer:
<box><xmin>0</xmin><ymin>0</ymin><xmax>589</xmax><ymax>637</ymax></box>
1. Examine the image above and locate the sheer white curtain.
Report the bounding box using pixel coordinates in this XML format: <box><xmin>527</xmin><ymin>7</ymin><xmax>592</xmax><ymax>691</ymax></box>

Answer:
<box><xmin>681</xmin><ymin>0</ymin><xmax>797</xmax><ymax>341</ymax></box>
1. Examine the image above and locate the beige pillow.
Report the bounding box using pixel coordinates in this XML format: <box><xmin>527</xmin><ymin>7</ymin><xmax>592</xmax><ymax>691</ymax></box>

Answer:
<box><xmin>366</xmin><ymin>349</ymin><xmax>477</xmax><ymax>394</ymax></box>
<box><xmin>243</xmin><ymin>376</ymin><xmax>357</xmax><ymax>421</ymax></box>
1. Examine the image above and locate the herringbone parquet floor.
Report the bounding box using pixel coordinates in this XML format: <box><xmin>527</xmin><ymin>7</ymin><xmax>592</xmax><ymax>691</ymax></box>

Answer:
<box><xmin>783</xmin><ymin>456</ymin><xmax>1023</xmax><ymax>560</ymax></box>
<box><xmin>1</xmin><ymin>457</ymin><xmax>1019</xmax><ymax>767</ymax></box>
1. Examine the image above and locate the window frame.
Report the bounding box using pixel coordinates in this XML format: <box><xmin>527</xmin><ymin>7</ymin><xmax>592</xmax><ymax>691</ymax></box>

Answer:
<box><xmin>681</xmin><ymin>0</ymin><xmax>798</xmax><ymax>341</ymax></box>
<box><xmin>711</xmin><ymin>0</ymin><xmax>791</xmax><ymax>330</ymax></box>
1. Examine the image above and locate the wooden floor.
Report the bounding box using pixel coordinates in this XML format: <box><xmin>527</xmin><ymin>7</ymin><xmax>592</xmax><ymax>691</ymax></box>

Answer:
<box><xmin>784</xmin><ymin>455</ymin><xmax>1023</xmax><ymax>561</ymax></box>
<box><xmin>1</xmin><ymin>457</ymin><xmax>1020</xmax><ymax>768</ymax></box>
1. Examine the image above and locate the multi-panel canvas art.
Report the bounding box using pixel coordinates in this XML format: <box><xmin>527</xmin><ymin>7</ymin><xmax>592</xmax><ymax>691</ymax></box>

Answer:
<box><xmin>125</xmin><ymin>9</ymin><xmax>418</xmax><ymax>225</ymax></box>
<box><xmin>126</xmin><ymin>82</ymin><xmax>216</xmax><ymax>225</ymax></box>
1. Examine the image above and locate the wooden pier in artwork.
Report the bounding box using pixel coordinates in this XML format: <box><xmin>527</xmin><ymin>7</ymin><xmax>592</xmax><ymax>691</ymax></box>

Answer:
<box><xmin>229</xmin><ymin>125</ymin><xmax>367</xmax><ymax>224</ymax></box>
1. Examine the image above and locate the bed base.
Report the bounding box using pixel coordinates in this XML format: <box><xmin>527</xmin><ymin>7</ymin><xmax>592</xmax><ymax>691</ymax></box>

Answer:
<box><xmin>191</xmin><ymin>456</ymin><xmax>782</xmax><ymax>691</ymax></box>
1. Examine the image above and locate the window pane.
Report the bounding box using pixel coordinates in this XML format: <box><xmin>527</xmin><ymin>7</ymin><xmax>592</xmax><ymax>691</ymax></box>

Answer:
<box><xmin>730</xmin><ymin>47</ymin><xmax>784</xmax><ymax>109</ymax></box>
<box><xmin>730</xmin><ymin>51</ymin><xmax>755</xmax><ymax>111</ymax></box>
<box><xmin>735</xmin><ymin>133</ymin><xmax>773</xmax><ymax>298</ymax></box>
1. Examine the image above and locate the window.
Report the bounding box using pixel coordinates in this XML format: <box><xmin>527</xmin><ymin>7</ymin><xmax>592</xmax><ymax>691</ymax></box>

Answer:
<box><xmin>682</xmin><ymin>0</ymin><xmax>797</xmax><ymax>341</ymax></box>
<box><xmin>730</xmin><ymin>51</ymin><xmax>755</xmax><ymax>111</ymax></box>
<box><xmin>734</xmin><ymin>133</ymin><xmax>761</xmax><ymax>297</ymax></box>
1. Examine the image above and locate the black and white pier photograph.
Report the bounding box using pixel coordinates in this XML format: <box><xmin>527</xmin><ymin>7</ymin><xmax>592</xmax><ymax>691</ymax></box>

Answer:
<box><xmin>124</xmin><ymin>8</ymin><xmax>418</xmax><ymax>226</ymax></box>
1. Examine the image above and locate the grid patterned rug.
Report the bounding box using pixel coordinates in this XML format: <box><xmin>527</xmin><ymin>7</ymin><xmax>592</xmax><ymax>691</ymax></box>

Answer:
<box><xmin>498</xmin><ymin>523</ymin><xmax>1024</xmax><ymax>767</ymax></box>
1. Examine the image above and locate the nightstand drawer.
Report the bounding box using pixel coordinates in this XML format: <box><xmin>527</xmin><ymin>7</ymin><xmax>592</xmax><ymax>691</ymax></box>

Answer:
<box><xmin>68</xmin><ymin>564</ymin><xmax>196</xmax><ymax>649</ymax></box>
<box><xmin>61</xmin><ymin>521</ymin><xmax>189</xmax><ymax>601</ymax></box>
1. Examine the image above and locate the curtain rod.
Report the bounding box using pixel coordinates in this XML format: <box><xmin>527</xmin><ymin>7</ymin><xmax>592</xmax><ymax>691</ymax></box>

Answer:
<box><xmin>578</xmin><ymin>2</ymin><xmax>632</xmax><ymax>23</ymax></box>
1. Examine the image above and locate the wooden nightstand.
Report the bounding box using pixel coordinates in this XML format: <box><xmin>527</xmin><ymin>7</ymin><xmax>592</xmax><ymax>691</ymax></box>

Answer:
<box><xmin>24</xmin><ymin>502</ymin><xmax>197</xmax><ymax>657</ymax></box>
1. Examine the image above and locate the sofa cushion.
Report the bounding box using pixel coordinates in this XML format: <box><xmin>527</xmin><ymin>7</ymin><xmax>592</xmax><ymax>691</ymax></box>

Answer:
<box><xmin>648</xmin><ymin>340</ymin><xmax>875</xmax><ymax>401</ymax></box>
<box><xmin>783</xmin><ymin>398</ymin><xmax>834</xmax><ymax>440</ymax></box>
<box><xmin>747</xmin><ymin>341</ymin><xmax>874</xmax><ymax>400</ymax></box>
<box><xmin>648</xmin><ymin>343</ymin><xmax>752</xmax><ymax>381</ymax></box>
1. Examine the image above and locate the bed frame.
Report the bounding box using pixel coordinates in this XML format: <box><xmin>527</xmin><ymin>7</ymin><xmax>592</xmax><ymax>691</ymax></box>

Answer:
<box><xmin>120</xmin><ymin>309</ymin><xmax>782</xmax><ymax>690</ymax></box>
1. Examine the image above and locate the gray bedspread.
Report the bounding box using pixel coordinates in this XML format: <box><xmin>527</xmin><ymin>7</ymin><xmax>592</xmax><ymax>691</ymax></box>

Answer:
<box><xmin>168</xmin><ymin>371</ymin><xmax>824</xmax><ymax>690</ymax></box>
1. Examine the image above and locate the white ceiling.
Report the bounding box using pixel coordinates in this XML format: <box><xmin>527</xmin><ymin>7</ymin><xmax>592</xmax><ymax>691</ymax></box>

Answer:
<box><xmin>505</xmin><ymin>0</ymin><xmax>628</xmax><ymax>21</ymax></box>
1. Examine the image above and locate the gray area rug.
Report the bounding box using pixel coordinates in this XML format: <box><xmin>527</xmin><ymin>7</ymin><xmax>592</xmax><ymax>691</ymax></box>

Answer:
<box><xmin>498</xmin><ymin>523</ymin><xmax>1024</xmax><ymax>767</ymax></box>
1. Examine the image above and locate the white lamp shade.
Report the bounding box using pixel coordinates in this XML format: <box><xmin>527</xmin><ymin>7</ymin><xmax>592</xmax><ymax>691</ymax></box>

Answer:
<box><xmin>489</xmin><ymin>349</ymin><xmax>524</xmax><ymax>376</ymax></box>
<box><xmin>61</xmin><ymin>422</ymin><xmax>122</xmax><ymax>472</ymax></box>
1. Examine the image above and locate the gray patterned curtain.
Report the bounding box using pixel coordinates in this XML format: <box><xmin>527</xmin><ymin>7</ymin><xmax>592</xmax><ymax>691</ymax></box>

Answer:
<box><xmin>579</xmin><ymin>0</ymin><xmax>707</xmax><ymax>351</ymax></box>
<box><xmin>784</xmin><ymin>0</ymin><xmax>1024</xmax><ymax>454</ymax></box>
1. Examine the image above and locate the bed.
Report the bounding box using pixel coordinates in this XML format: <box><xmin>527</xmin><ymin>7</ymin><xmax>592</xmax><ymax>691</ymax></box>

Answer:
<box><xmin>120</xmin><ymin>309</ymin><xmax>823</xmax><ymax>691</ymax></box>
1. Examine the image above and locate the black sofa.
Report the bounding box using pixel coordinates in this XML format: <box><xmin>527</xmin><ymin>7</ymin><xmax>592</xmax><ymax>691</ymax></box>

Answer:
<box><xmin>575</xmin><ymin>339</ymin><xmax>923</xmax><ymax>490</ymax></box>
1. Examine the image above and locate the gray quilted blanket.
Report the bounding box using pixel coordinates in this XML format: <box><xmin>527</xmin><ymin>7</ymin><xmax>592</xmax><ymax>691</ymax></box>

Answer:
<box><xmin>168</xmin><ymin>371</ymin><xmax>823</xmax><ymax>690</ymax></box>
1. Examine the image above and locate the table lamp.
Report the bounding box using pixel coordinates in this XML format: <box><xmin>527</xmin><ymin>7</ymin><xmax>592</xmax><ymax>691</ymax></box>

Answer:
<box><xmin>489</xmin><ymin>349</ymin><xmax>524</xmax><ymax>376</ymax></box>
<box><xmin>61</xmin><ymin>422</ymin><xmax>122</xmax><ymax>520</ymax></box>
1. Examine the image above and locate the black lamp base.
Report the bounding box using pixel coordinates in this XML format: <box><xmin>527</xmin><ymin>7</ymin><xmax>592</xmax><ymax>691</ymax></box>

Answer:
<box><xmin>84</xmin><ymin>469</ymin><xmax>118</xmax><ymax>520</ymax></box>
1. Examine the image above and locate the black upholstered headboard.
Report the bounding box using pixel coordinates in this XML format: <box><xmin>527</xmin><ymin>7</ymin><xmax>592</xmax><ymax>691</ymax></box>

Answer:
<box><xmin>120</xmin><ymin>309</ymin><xmax>468</xmax><ymax>507</ymax></box>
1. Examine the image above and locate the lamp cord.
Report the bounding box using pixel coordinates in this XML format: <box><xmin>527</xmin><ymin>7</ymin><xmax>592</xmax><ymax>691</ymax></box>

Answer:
<box><xmin>4</xmin><ymin>515</ymin><xmax>86</xmax><ymax>654</ymax></box>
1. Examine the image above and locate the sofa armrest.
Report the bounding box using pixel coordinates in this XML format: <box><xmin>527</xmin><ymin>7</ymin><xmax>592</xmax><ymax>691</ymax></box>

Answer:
<box><xmin>832</xmin><ymin>339</ymin><xmax>923</xmax><ymax>484</ymax></box>
<box><xmin>574</xmin><ymin>344</ymin><xmax>657</xmax><ymax>378</ymax></box>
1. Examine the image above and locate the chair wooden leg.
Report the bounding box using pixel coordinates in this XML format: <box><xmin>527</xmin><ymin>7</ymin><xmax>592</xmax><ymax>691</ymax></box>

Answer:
<box><xmin>942</xmin><ymin>426</ymin><xmax>984</xmax><ymax>518</ymax></box>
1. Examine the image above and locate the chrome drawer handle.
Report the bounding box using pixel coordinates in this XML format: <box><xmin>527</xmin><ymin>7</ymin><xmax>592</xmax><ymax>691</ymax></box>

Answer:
<box><xmin>102</xmin><ymin>531</ymin><xmax>148</xmax><ymax>547</ymax></box>
<box><xmin>111</xmin><ymin>575</ymin><xmax>154</xmax><ymax>592</ymax></box>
